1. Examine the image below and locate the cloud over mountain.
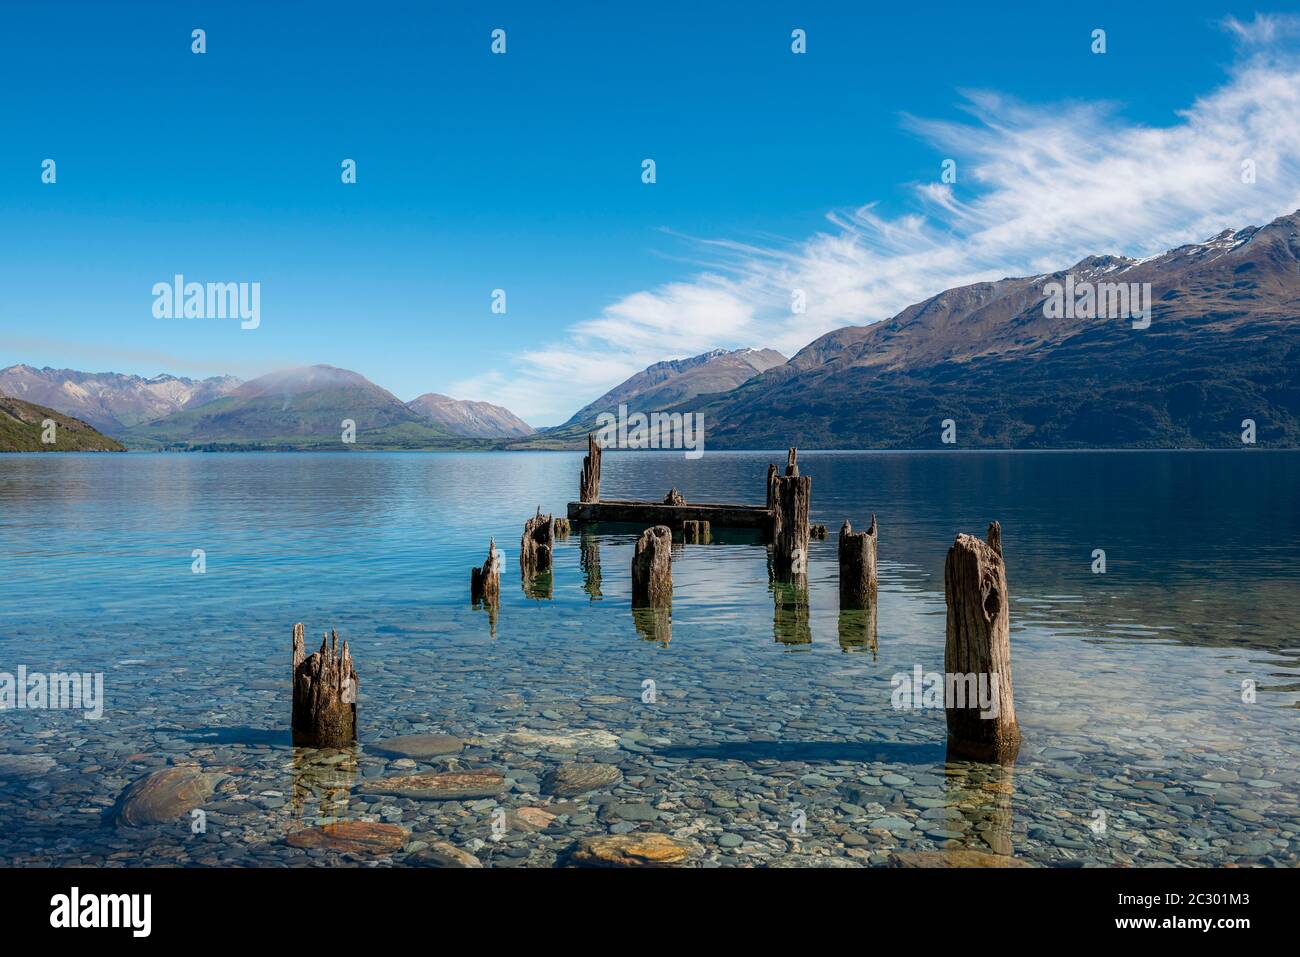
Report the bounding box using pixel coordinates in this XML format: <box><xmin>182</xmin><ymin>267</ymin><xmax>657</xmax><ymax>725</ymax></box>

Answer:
<box><xmin>466</xmin><ymin>16</ymin><xmax>1300</xmax><ymax>422</ymax></box>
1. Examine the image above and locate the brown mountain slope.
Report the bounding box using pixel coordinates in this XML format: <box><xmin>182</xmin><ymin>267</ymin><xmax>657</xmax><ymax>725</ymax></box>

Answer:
<box><xmin>680</xmin><ymin>210</ymin><xmax>1300</xmax><ymax>448</ymax></box>
<box><xmin>0</xmin><ymin>395</ymin><xmax>125</xmax><ymax>451</ymax></box>
<box><xmin>406</xmin><ymin>393</ymin><xmax>534</xmax><ymax>437</ymax></box>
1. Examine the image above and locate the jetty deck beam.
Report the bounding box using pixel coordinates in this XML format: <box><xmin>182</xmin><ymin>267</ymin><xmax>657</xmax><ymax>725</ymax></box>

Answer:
<box><xmin>567</xmin><ymin>499</ymin><xmax>775</xmax><ymax>533</ymax></box>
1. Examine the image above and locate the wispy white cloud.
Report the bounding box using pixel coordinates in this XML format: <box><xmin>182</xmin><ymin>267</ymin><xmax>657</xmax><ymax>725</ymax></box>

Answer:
<box><xmin>459</xmin><ymin>27</ymin><xmax>1300</xmax><ymax>424</ymax></box>
<box><xmin>1221</xmin><ymin>12</ymin><xmax>1300</xmax><ymax>47</ymax></box>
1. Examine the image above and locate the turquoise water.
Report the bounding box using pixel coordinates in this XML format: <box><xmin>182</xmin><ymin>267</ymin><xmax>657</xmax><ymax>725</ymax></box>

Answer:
<box><xmin>0</xmin><ymin>450</ymin><xmax>1296</xmax><ymax>866</ymax></box>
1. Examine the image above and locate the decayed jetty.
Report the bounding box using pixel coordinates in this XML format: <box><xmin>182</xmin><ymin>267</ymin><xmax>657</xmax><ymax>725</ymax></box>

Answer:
<box><xmin>458</xmin><ymin>435</ymin><xmax>1021</xmax><ymax>764</ymax></box>
<box><xmin>567</xmin><ymin>434</ymin><xmax>776</xmax><ymax>535</ymax></box>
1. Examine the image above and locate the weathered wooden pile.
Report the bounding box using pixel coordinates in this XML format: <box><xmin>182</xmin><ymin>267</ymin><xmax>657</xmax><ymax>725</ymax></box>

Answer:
<box><xmin>291</xmin><ymin>624</ymin><xmax>358</xmax><ymax>748</ymax></box>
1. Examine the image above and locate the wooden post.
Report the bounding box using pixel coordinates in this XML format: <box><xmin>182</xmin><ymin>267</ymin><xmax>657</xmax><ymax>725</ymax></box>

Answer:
<box><xmin>771</xmin><ymin>450</ymin><xmax>810</xmax><ymax>578</ymax></box>
<box><xmin>838</xmin><ymin>515</ymin><xmax>878</xmax><ymax>609</ymax></box>
<box><xmin>555</xmin><ymin>517</ymin><xmax>572</xmax><ymax>537</ymax></box>
<box><xmin>631</xmin><ymin>525</ymin><xmax>672</xmax><ymax>607</ymax></box>
<box><xmin>520</xmin><ymin>507</ymin><xmax>555</xmax><ymax>576</ymax></box>
<box><xmin>944</xmin><ymin>523</ymin><xmax>1020</xmax><ymax>763</ymax></box>
<box><xmin>986</xmin><ymin>519</ymin><xmax>1003</xmax><ymax>558</ymax></box>
<box><xmin>663</xmin><ymin>487</ymin><xmax>685</xmax><ymax>507</ymax></box>
<box><xmin>785</xmin><ymin>447</ymin><xmax>799</xmax><ymax>476</ymax></box>
<box><xmin>470</xmin><ymin>538</ymin><xmax>501</xmax><ymax>603</ymax></box>
<box><xmin>765</xmin><ymin>463</ymin><xmax>778</xmax><ymax>509</ymax></box>
<box><xmin>292</xmin><ymin>623</ymin><xmax>358</xmax><ymax>748</ymax></box>
<box><xmin>580</xmin><ymin>432</ymin><xmax>602</xmax><ymax>503</ymax></box>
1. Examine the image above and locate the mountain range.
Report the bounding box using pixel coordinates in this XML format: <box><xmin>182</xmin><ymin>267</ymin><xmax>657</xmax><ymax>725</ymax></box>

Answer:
<box><xmin>679</xmin><ymin>211</ymin><xmax>1300</xmax><ymax>448</ymax></box>
<box><xmin>4</xmin><ymin>210</ymin><xmax>1298</xmax><ymax>451</ymax></box>
<box><xmin>0</xmin><ymin>364</ymin><xmax>533</xmax><ymax>448</ymax></box>
<box><xmin>0</xmin><ymin>365</ymin><xmax>240</xmax><ymax>435</ymax></box>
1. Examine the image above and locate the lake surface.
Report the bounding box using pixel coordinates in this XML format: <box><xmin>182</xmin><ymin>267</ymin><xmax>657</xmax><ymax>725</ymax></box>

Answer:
<box><xmin>0</xmin><ymin>450</ymin><xmax>1296</xmax><ymax>867</ymax></box>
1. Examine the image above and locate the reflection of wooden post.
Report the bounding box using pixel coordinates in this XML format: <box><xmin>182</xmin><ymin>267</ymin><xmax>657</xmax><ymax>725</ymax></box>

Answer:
<box><xmin>520</xmin><ymin>507</ymin><xmax>555</xmax><ymax>576</ymax></box>
<box><xmin>771</xmin><ymin>450</ymin><xmax>810</xmax><ymax>578</ymax></box>
<box><xmin>470</xmin><ymin>538</ymin><xmax>501</xmax><ymax>603</ymax></box>
<box><xmin>292</xmin><ymin>624</ymin><xmax>358</xmax><ymax>748</ymax></box>
<box><xmin>838</xmin><ymin>516</ymin><xmax>877</xmax><ymax>609</ymax></box>
<box><xmin>773</xmin><ymin>579</ymin><xmax>811</xmax><ymax>646</ymax></box>
<box><xmin>837</xmin><ymin>606</ymin><xmax>877</xmax><ymax>656</ymax></box>
<box><xmin>632</xmin><ymin>607</ymin><xmax>671</xmax><ymax>646</ymax></box>
<box><xmin>681</xmin><ymin>520</ymin><xmax>711</xmax><ymax>544</ymax></box>
<box><xmin>580</xmin><ymin>433</ymin><xmax>602</xmax><ymax>503</ymax></box>
<box><xmin>631</xmin><ymin>526</ymin><xmax>672</xmax><ymax>607</ymax></box>
<box><xmin>944</xmin><ymin>523</ymin><xmax>1019</xmax><ymax>763</ymax></box>
<box><xmin>580</xmin><ymin>532</ymin><xmax>602</xmax><ymax>600</ymax></box>
<box><xmin>292</xmin><ymin>745</ymin><xmax>358</xmax><ymax>819</ymax></box>
<box><xmin>944</xmin><ymin>761</ymin><xmax>1016</xmax><ymax>856</ymax></box>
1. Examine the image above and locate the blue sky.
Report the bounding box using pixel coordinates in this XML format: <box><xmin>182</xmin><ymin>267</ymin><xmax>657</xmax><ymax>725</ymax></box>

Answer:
<box><xmin>2</xmin><ymin>1</ymin><xmax>1299</xmax><ymax>424</ymax></box>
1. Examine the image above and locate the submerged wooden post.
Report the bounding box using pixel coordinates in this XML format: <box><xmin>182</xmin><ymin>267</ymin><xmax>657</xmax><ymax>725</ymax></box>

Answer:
<box><xmin>520</xmin><ymin>507</ymin><xmax>555</xmax><ymax>576</ymax></box>
<box><xmin>470</xmin><ymin>538</ymin><xmax>502</xmax><ymax>603</ymax></box>
<box><xmin>631</xmin><ymin>525</ymin><xmax>672</xmax><ymax>607</ymax></box>
<box><xmin>943</xmin><ymin>522</ymin><xmax>1020</xmax><ymax>763</ymax></box>
<box><xmin>838</xmin><ymin>515</ymin><xmax>878</xmax><ymax>609</ymax></box>
<box><xmin>580</xmin><ymin>433</ymin><xmax>602</xmax><ymax>503</ymax></box>
<box><xmin>765</xmin><ymin>463</ymin><xmax>778</xmax><ymax>509</ymax></box>
<box><xmin>770</xmin><ymin>449</ymin><xmax>810</xmax><ymax>578</ymax></box>
<box><xmin>292</xmin><ymin>623</ymin><xmax>358</xmax><ymax>748</ymax></box>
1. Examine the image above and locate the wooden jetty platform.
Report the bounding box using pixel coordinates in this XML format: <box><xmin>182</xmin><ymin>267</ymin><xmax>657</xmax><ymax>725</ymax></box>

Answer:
<box><xmin>566</xmin><ymin>435</ymin><xmax>783</xmax><ymax>537</ymax></box>
<box><xmin>567</xmin><ymin>498</ymin><xmax>774</xmax><ymax>530</ymax></box>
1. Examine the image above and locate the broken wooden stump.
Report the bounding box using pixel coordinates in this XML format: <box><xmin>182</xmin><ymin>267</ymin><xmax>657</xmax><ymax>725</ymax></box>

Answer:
<box><xmin>784</xmin><ymin>447</ymin><xmax>799</xmax><ymax>476</ymax></box>
<box><xmin>681</xmin><ymin>519</ymin><xmax>711</xmax><ymax>544</ymax></box>
<box><xmin>631</xmin><ymin>525</ymin><xmax>672</xmax><ymax>608</ymax></box>
<box><xmin>809</xmin><ymin>523</ymin><xmax>827</xmax><ymax>539</ymax></box>
<box><xmin>838</xmin><ymin>515</ymin><xmax>878</xmax><ymax>609</ymax></box>
<box><xmin>663</xmin><ymin>487</ymin><xmax>685</xmax><ymax>507</ymax></box>
<box><xmin>580</xmin><ymin>432</ymin><xmax>602</xmax><ymax>503</ymax></box>
<box><xmin>292</xmin><ymin>623</ymin><xmax>358</xmax><ymax>748</ymax></box>
<box><xmin>470</xmin><ymin>539</ymin><xmax>502</xmax><ymax>636</ymax></box>
<box><xmin>470</xmin><ymin>538</ymin><xmax>502</xmax><ymax>603</ymax></box>
<box><xmin>765</xmin><ymin>463</ymin><xmax>778</xmax><ymax>508</ymax></box>
<box><xmin>943</xmin><ymin>522</ymin><xmax>1020</xmax><ymax>764</ymax></box>
<box><xmin>555</xmin><ymin>517</ymin><xmax>572</xmax><ymax>537</ymax></box>
<box><xmin>520</xmin><ymin>507</ymin><xmax>555</xmax><ymax>576</ymax></box>
<box><xmin>770</xmin><ymin>449</ymin><xmax>810</xmax><ymax>578</ymax></box>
